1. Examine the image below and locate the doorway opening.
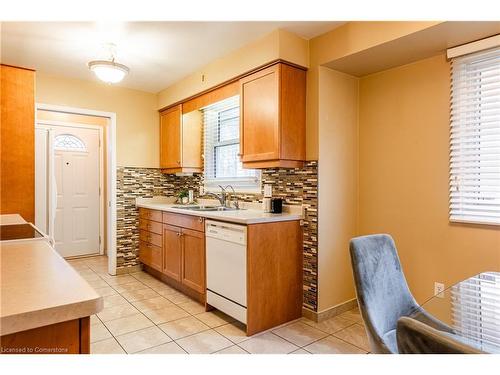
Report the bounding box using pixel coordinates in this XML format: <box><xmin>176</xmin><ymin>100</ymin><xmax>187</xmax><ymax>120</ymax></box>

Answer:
<box><xmin>35</xmin><ymin>104</ymin><xmax>117</xmax><ymax>275</ymax></box>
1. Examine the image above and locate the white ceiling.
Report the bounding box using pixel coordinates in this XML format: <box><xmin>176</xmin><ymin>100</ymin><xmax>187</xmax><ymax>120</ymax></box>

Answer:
<box><xmin>1</xmin><ymin>21</ymin><xmax>344</xmax><ymax>93</ymax></box>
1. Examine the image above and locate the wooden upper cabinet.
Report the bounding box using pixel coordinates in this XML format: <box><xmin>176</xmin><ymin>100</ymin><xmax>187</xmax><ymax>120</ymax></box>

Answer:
<box><xmin>160</xmin><ymin>104</ymin><xmax>202</xmax><ymax>174</ymax></box>
<box><xmin>0</xmin><ymin>65</ymin><xmax>35</xmax><ymax>222</ymax></box>
<box><xmin>239</xmin><ymin>62</ymin><xmax>306</xmax><ymax>169</ymax></box>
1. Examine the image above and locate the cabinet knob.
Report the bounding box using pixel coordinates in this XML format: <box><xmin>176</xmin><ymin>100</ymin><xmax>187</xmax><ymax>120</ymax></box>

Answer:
<box><xmin>177</xmin><ymin>232</ymin><xmax>181</xmax><ymax>237</ymax></box>
<box><xmin>198</xmin><ymin>217</ymin><xmax>203</xmax><ymax>223</ymax></box>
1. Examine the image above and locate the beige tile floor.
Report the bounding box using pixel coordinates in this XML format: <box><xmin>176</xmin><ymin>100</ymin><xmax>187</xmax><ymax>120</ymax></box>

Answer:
<box><xmin>68</xmin><ymin>256</ymin><xmax>370</xmax><ymax>354</ymax></box>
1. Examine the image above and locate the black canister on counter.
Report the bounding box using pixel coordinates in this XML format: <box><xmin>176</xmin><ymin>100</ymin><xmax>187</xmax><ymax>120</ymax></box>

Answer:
<box><xmin>270</xmin><ymin>197</ymin><xmax>283</xmax><ymax>213</ymax></box>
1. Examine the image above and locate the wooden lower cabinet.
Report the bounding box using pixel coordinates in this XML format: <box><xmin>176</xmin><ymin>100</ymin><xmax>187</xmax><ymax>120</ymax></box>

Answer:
<box><xmin>138</xmin><ymin>208</ymin><xmax>164</xmax><ymax>272</ymax></box>
<box><xmin>181</xmin><ymin>228</ymin><xmax>205</xmax><ymax>294</ymax></box>
<box><xmin>138</xmin><ymin>208</ymin><xmax>303</xmax><ymax>337</ymax></box>
<box><xmin>0</xmin><ymin>317</ymin><xmax>90</xmax><ymax>354</ymax></box>
<box><xmin>245</xmin><ymin>220</ymin><xmax>303</xmax><ymax>335</ymax></box>
<box><xmin>139</xmin><ymin>209</ymin><xmax>206</xmax><ymax>300</ymax></box>
<box><xmin>163</xmin><ymin>224</ymin><xmax>205</xmax><ymax>293</ymax></box>
<box><xmin>163</xmin><ymin>224</ymin><xmax>183</xmax><ymax>281</ymax></box>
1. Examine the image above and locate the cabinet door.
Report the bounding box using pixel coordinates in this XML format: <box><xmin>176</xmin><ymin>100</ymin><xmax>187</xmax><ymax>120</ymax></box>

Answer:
<box><xmin>181</xmin><ymin>228</ymin><xmax>205</xmax><ymax>294</ymax></box>
<box><xmin>240</xmin><ymin>64</ymin><xmax>280</xmax><ymax>163</ymax></box>
<box><xmin>162</xmin><ymin>224</ymin><xmax>182</xmax><ymax>281</ymax></box>
<box><xmin>160</xmin><ymin>105</ymin><xmax>182</xmax><ymax>169</ymax></box>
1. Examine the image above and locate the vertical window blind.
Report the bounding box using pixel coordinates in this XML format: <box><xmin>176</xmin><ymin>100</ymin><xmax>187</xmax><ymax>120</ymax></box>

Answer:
<box><xmin>449</xmin><ymin>46</ymin><xmax>500</xmax><ymax>225</ymax></box>
<box><xmin>202</xmin><ymin>95</ymin><xmax>260</xmax><ymax>191</ymax></box>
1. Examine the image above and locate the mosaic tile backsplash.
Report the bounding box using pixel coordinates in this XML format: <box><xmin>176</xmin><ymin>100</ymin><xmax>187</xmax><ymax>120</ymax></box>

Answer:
<box><xmin>116</xmin><ymin>161</ymin><xmax>318</xmax><ymax>311</ymax></box>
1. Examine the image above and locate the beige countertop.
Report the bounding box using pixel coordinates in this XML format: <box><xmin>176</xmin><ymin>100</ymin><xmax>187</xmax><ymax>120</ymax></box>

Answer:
<box><xmin>136</xmin><ymin>197</ymin><xmax>303</xmax><ymax>225</ymax></box>
<box><xmin>0</xmin><ymin>214</ymin><xmax>27</xmax><ymax>225</ymax></box>
<box><xmin>0</xmin><ymin>240</ymin><xmax>103</xmax><ymax>336</ymax></box>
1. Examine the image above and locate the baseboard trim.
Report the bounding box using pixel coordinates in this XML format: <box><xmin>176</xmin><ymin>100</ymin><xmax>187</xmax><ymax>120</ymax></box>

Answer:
<box><xmin>302</xmin><ymin>298</ymin><xmax>358</xmax><ymax>322</ymax></box>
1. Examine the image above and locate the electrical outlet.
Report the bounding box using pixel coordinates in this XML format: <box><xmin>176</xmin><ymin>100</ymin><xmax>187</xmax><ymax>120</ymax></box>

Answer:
<box><xmin>264</xmin><ymin>184</ymin><xmax>272</xmax><ymax>198</ymax></box>
<box><xmin>434</xmin><ymin>282</ymin><xmax>445</xmax><ymax>298</ymax></box>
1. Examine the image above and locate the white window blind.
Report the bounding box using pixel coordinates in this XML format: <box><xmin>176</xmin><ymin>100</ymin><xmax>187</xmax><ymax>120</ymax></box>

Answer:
<box><xmin>451</xmin><ymin>272</ymin><xmax>500</xmax><ymax>352</ymax></box>
<box><xmin>202</xmin><ymin>95</ymin><xmax>260</xmax><ymax>192</ymax></box>
<box><xmin>449</xmin><ymin>46</ymin><xmax>500</xmax><ymax>225</ymax></box>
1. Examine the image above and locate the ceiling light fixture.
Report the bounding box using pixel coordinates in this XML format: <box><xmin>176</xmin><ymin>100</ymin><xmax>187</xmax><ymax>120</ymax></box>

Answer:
<box><xmin>88</xmin><ymin>43</ymin><xmax>129</xmax><ymax>84</ymax></box>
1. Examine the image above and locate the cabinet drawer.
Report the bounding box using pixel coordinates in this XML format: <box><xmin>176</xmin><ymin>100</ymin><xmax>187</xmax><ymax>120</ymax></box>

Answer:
<box><xmin>163</xmin><ymin>212</ymin><xmax>205</xmax><ymax>232</ymax></box>
<box><xmin>139</xmin><ymin>230</ymin><xmax>162</xmax><ymax>247</ymax></box>
<box><xmin>139</xmin><ymin>208</ymin><xmax>163</xmax><ymax>223</ymax></box>
<box><xmin>139</xmin><ymin>241</ymin><xmax>162</xmax><ymax>271</ymax></box>
<box><xmin>139</xmin><ymin>218</ymin><xmax>163</xmax><ymax>234</ymax></box>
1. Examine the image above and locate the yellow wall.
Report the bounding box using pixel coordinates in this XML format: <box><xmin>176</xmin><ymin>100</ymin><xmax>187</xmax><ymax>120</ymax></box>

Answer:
<box><xmin>157</xmin><ymin>29</ymin><xmax>308</xmax><ymax>110</ymax></box>
<box><xmin>306</xmin><ymin>21</ymin><xmax>442</xmax><ymax>160</ymax></box>
<box><xmin>358</xmin><ymin>54</ymin><xmax>500</xmax><ymax>303</ymax></box>
<box><xmin>317</xmin><ymin>67</ymin><xmax>359</xmax><ymax>311</ymax></box>
<box><xmin>36</xmin><ymin>72</ymin><xmax>159</xmax><ymax>167</ymax></box>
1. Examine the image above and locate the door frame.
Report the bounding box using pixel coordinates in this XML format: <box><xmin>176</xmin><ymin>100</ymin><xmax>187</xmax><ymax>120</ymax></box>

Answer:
<box><xmin>36</xmin><ymin>120</ymin><xmax>104</xmax><ymax>255</ymax></box>
<box><xmin>36</xmin><ymin>103</ymin><xmax>118</xmax><ymax>276</ymax></box>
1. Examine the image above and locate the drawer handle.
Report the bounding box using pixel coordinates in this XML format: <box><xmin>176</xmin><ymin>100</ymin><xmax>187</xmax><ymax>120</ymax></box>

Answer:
<box><xmin>198</xmin><ymin>217</ymin><xmax>203</xmax><ymax>223</ymax></box>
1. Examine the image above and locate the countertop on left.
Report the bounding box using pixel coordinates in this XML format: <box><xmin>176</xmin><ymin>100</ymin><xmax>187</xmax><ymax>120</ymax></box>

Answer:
<box><xmin>0</xmin><ymin>214</ymin><xmax>26</xmax><ymax>225</ymax></box>
<box><xmin>0</xmin><ymin>240</ymin><xmax>103</xmax><ymax>336</ymax></box>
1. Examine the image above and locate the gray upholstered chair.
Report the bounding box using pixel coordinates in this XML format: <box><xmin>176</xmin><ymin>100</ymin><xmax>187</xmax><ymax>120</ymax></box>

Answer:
<box><xmin>397</xmin><ymin>317</ymin><xmax>482</xmax><ymax>354</ymax></box>
<box><xmin>349</xmin><ymin>234</ymin><xmax>453</xmax><ymax>354</ymax></box>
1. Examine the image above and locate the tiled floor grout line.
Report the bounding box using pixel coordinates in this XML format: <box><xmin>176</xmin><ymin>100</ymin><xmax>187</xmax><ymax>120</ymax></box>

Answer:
<box><xmin>92</xmin><ymin>271</ymin><xmax>244</xmax><ymax>353</ymax></box>
<box><xmin>80</xmin><ymin>257</ymin><xmax>368</xmax><ymax>354</ymax></box>
<box><xmin>80</xmin><ymin>257</ymin><xmax>226</xmax><ymax>353</ymax></box>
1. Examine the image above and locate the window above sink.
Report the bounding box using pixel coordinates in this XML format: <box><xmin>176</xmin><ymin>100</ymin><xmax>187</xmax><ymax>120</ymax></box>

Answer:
<box><xmin>202</xmin><ymin>95</ymin><xmax>261</xmax><ymax>193</ymax></box>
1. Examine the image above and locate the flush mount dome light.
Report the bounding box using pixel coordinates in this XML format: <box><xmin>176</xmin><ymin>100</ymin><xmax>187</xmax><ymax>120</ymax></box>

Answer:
<box><xmin>88</xmin><ymin>59</ymin><xmax>129</xmax><ymax>84</ymax></box>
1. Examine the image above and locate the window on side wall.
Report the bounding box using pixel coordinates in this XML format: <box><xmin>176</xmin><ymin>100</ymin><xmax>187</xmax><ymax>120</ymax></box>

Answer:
<box><xmin>449</xmin><ymin>45</ymin><xmax>500</xmax><ymax>225</ymax></box>
<box><xmin>202</xmin><ymin>95</ymin><xmax>260</xmax><ymax>192</ymax></box>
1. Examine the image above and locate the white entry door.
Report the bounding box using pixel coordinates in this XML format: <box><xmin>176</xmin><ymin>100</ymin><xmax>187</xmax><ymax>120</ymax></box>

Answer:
<box><xmin>53</xmin><ymin>126</ymin><xmax>101</xmax><ymax>257</ymax></box>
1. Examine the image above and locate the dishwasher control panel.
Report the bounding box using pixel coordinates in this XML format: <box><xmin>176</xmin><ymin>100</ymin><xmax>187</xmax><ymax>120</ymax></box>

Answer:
<box><xmin>205</xmin><ymin>221</ymin><xmax>246</xmax><ymax>245</ymax></box>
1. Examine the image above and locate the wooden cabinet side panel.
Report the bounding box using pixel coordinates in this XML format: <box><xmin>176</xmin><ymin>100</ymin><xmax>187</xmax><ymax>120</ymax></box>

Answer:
<box><xmin>160</xmin><ymin>105</ymin><xmax>182</xmax><ymax>169</ymax></box>
<box><xmin>0</xmin><ymin>65</ymin><xmax>35</xmax><ymax>222</ymax></box>
<box><xmin>246</xmin><ymin>220</ymin><xmax>303</xmax><ymax>335</ymax></box>
<box><xmin>181</xmin><ymin>228</ymin><xmax>205</xmax><ymax>294</ymax></box>
<box><xmin>79</xmin><ymin>317</ymin><xmax>90</xmax><ymax>354</ymax></box>
<box><xmin>0</xmin><ymin>318</ymin><xmax>81</xmax><ymax>354</ymax></box>
<box><xmin>162</xmin><ymin>224</ymin><xmax>182</xmax><ymax>281</ymax></box>
<box><xmin>181</xmin><ymin>110</ymin><xmax>202</xmax><ymax>169</ymax></box>
<box><xmin>240</xmin><ymin>65</ymin><xmax>280</xmax><ymax>163</ymax></box>
<box><xmin>280</xmin><ymin>64</ymin><xmax>306</xmax><ymax>161</ymax></box>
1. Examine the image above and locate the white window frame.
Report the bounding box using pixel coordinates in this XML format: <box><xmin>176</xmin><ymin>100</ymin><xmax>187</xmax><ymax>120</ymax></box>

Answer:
<box><xmin>448</xmin><ymin>42</ymin><xmax>500</xmax><ymax>226</ymax></box>
<box><xmin>202</xmin><ymin>96</ymin><xmax>261</xmax><ymax>193</ymax></box>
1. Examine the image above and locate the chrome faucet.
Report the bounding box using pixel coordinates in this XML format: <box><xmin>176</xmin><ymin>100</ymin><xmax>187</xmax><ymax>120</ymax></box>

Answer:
<box><xmin>224</xmin><ymin>185</ymin><xmax>240</xmax><ymax>209</ymax></box>
<box><xmin>202</xmin><ymin>185</ymin><xmax>228</xmax><ymax>207</ymax></box>
<box><xmin>201</xmin><ymin>185</ymin><xmax>240</xmax><ymax>209</ymax></box>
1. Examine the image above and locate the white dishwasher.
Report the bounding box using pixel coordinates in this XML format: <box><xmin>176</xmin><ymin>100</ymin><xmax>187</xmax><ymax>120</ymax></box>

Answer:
<box><xmin>205</xmin><ymin>220</ymin><xmax>247</xmax><ymax>324</ymax></box>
